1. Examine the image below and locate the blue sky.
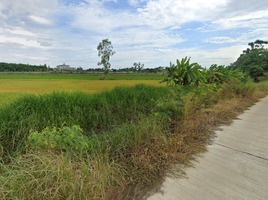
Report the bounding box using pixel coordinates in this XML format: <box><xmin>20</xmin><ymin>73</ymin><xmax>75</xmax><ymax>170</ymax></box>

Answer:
<box><xmin>0</xmin><ymin>0</ymin><xmax>268</xmax><ymax>69</ymax></box>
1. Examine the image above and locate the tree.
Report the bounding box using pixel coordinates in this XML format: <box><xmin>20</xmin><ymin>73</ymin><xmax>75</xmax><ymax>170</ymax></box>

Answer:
<box><xmin>230</xmin><ymin>39</ymin><xmax>268</xmax><ymax>82</ymax></box>
<box><xmin>132</xmin><ymin>63</ymin><xmax>138</xmax><ymax>72</ymax></box>
<box><xmin>161</xmin><ymin>57</ymin><xmax>205</xmax><ymax>86</ymax></box>
<box><xmin>133</xmin><ymin>62</ymin><xmax>144</xmax><ymax>73</ymax></box>
<box><xmin>137</xmin><ymin>62</ymin><xmax>144</xmax><ymax>73</ymax></box>
<box><xmin>97</xmin><ymin>39</ymin><xmax>116</xmax><ymax>76</ymax></box>
<box><xmin>77</xmin><ymin>66</ymin><xmax>83</xmax><ymax>73</ymax></box>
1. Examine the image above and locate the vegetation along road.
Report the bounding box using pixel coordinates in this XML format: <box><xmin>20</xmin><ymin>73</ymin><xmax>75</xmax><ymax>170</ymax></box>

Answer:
<box><xmin>149</xmin><ymin>95</ymin><xmax>268</xmax><ymax>200</ymax></box>
<box><xmin>1</xmin><ymin>40</ymin><xmax>268</xmax><ymax>199</ymax></box>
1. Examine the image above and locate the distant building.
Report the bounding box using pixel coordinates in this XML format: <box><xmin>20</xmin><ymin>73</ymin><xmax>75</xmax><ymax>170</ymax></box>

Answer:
<box><xmin>54</xmin><ymin>63</ymin><xmax>76</xmax><ymax>71</ymax></box>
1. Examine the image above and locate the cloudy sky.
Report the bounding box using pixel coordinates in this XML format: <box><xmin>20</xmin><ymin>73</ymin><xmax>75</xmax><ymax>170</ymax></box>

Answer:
<box><xmin>0</xmin><ymin>0</ymin><xmax>268</xmax><ymax>69</ymax></box>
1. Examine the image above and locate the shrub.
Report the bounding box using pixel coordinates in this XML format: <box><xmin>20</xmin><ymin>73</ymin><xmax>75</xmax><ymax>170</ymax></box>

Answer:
<box><xmin>27</xmin><ymin>125</ymin><xmax>89</xmax><ymax>153</ymax></box>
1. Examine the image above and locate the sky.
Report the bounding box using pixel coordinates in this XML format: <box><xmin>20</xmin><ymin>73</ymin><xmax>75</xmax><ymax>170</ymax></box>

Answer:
<box><xmin>0</xmin><ymin>0</ymin><xmax>268</xmax><ymax>69</ymax></box>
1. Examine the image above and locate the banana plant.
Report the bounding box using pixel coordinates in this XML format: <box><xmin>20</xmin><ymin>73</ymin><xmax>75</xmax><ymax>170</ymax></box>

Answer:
<box><xmin>202</xmin><ymin>64</ymin><xmax>224</xmax><ymax>84</ymax></box>
<box><xmin>161</xmin><ymin>57</ymin><xmax>205</xmax><ymax>86</ymax></box>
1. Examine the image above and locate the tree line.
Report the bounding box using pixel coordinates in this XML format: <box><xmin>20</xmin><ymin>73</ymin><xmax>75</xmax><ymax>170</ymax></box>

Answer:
<box><xmin>0</xmin><ymin>63</ymin><xmax>52</xmax><ymax>72</ymax></box>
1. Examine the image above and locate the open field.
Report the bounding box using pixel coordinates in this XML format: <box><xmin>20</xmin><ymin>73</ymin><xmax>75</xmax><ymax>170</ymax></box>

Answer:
<box><xmin>0</xmin><ymin>73</ymin><xmax>163</xmax><ymax>80</ymax></box>
<box><xmin>0</xmin><ymin>75</ymin><xmax>164</xmax><ymax>104</ymax></box>
<box><xmin>1</xmin><ymin>73</ymin><xmax>268</xmax><ymax>199</ymax></box>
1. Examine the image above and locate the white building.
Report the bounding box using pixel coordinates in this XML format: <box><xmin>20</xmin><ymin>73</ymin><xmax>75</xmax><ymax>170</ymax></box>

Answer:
<box><xmin>55</xmin><ymin>63</ymin><xmax>76</xmax><ymax>71</ymax></box>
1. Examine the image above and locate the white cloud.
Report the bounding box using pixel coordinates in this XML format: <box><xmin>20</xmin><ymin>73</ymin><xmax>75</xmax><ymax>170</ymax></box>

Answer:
<box><xmin>136</xmin><ymin>0</ymin><xmax>268</xmax><ymax>30</ymax></box>
<box><xmin>170</xmin><ymin>26</ymin><xmax>181</xmax><ymax>30</ymax></box>
<box><xmin>0</xmin><ymin>0</ymin><xmax>58</xmax><ymax>21</ymax></box>
<box><xmin>128</xmin><ymin>0</ymin><xmax>148</xmax><ymax>7</ymax></box>
<box><xmin>9</xmin><ymin>28</ymin><xmax>36</xmax><ymax>36</ymax></box>
<box><xmin>110</xmin><ymin>27</ymin><xmax>184</xmax><ymax>47</ymax></box>
<box><xmin>211</xmin><ymin>10</ymin><xmax>268</xmax><ymax>30</ymax></box>
<box><xmin>37</xmin><ymin>38</ymin><xmax>53</xmax><ymax>46</ymax></box>
<box><xmin>204</xmin><ymin>37</ymin><xmax>241</xmax><ymax>44</ymax></box>
<box><xmin>165</xmin><ymin>45</ymin><xmax>249</xmax><ymax>67</ymax></box>
<box><xmin>137</xmin><ymin>0</ymin><xmax>227</xmax><ymax>29</ymax></box>
<box><xmin>0</xmin><ymin>26</ymin><xmax>54</xmax><ymax>49</ymax></box>
<box><xmin>68</xmin><ymin>2</ymin><xmax>143</xmax><ymax>33</ymax></box>
<box><xmin>128</xmin><ymin>0</ymin><xmax>140</xmax><ymax>7</ymax></box>
<box><xmin>29</xmin><ymin>15</ymin><xmax>52</xmax><ymax>25</ymax></box>
<box><xmin>0</xmin><ymin>35</ymin><xmax>42</xmax><ymax>48</ymax></box>
<box><xmin>154</xmin><ymin>49</ymin><xmax>171</xmax><ymax>53</ymax></box>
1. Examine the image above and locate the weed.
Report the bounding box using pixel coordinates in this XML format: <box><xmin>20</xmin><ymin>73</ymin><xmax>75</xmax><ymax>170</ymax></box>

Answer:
<box><xmin>27</xmin><ymin>125</ymin><xmax>89</xmax><ymax>153</ymax></box>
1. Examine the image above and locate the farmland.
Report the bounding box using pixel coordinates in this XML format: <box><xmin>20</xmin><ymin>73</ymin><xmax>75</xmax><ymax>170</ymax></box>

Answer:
<box><xmin>0</xmin><ymin>72</ymin><xmax>268</xmax><ymax>199</ymax></box>
<box><xmin>0</xmin><ymin>74</ymin><xmax>164</xmax><ymax>104</ymax></box>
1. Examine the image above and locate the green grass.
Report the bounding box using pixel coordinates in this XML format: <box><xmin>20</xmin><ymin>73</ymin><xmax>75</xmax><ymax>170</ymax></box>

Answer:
<box><xmin>0</xmin><ymin>79</ymin><xmax>164</xmax><ymax>106</ymax></box>
<box><xmin>1</xmin><ymin>80</ymin><xmax>268</xmax><ymax>199</ymax></box>
<box><xmin>0</xmin><ymin>84</ymin><xmax>172</xmax><ymax>155</ymax></box>
<box><xmin>0</xmin><ymin>84</ymin><xmax>176</xmax><ymax>199</ymax></box>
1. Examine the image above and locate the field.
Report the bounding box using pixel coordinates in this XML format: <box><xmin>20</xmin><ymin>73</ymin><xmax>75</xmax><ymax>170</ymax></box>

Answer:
<box><xmin>0</xmin><ymin>74</ymin><xmax>164</xmax><ymax>104</ymax></box>
<box><xmin>1</xmin><ymin>73</ymin><xmax>268</xmax><ymax>199</ymax></box>
<box><xmin>0</xmin><ymin>73</ymin><xmax>163</xmax><ymax>80</ymax></box>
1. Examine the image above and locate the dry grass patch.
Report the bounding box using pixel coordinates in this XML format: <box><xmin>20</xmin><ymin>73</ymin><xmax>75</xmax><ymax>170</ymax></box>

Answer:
<box><xmin>0</xmin><ymin>151</ymin><xmax>126</xmax><ymax>200</ymax></box>
<box><xmin>106</xmin><ymin>82</ymin><xmax>268</xmax><ymax>199</ymax></box>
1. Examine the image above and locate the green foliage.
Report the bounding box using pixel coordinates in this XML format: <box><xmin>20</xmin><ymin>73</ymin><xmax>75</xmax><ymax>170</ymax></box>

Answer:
<box><xmin>0</xmin><ymin>62</ymin><xmax>49</xmax><ymax>72</ymax></box>
<box><xmin>202</xmin><ymin>64</ymin><xmax>250</xmax><ymax>84</ymax></box>
<box><xmin>230</xmin><ymin>39</ymin><xmax>268</xmax><ymax>82</ymax></box>
<box><xmin>202</xmin><ymin>64</ymin><xmax>224</xmax><ymax>84</ymax></box>
<box><xmin>220</xmin><ymin>79</ymin><xmax>257</xmax><ymax>98</ymax></box>
<box><xmin>0</xmin><ymin>84</ymin><xmax>171</xmax><ymax>155</ymax></box>
<box><xmin>1</xmin><ymin>78</ymin><xmax>268</xmax><ymax>199</ymax></box>
<box><xmin>151</xmin><ymin>88</ymin><xmax>186</xmax><ymax>120</ymax></box>
<box><xmin>97</xmin><ymin>39</ymin><xmax>116</xmax><ymax>76</ymax></box>
<box><xmin>257</xmin><ymin>72</ymin><xmax>268</xmax><ymax>82</ymax></box>
<box><xmin>161</xmin><ymin>56</ymin><xmax>205</xmax><ymax>86</ymax></box>
<box><xmin>191</xmin><ymin>83</ymin><xmax>221</xmax><ymax>108</ymax></box>
<box><xmin>133</xmin><ymin>62</ymin><xmax>144</xmax><ymax>73</ymax></box>
<box><xmin>28</xmin><ymin>125</ymin><xmax>89</xmax><ymax>153</ymax></box>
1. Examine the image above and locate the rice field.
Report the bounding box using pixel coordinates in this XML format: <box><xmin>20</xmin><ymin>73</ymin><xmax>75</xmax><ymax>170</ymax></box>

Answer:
<box><xmin>0</xmin><ymin>74</ymin><xmax>165</xmax><ymax>104</ymax></box>
<box><xmin>1</xmin><ymin>73</ymin><xmax>268</xmax><ymax>199</ymax></box>
<box><xmin>0</xmin><ymin>73</ymin><xmax>163</xmax><ymax>80</ymax></box>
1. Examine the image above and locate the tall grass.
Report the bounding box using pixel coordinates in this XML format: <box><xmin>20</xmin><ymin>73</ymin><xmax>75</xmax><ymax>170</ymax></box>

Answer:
<box><xmin>0</xmin><ymin>151</ymin><xmax>123</xmax><ymax>199</ymax></box>
<box><xmin>0</xmin><ymin>84</ymin><xmax>171</xmax><ymax>155</ymax></box>
<box><xmin>1</xmin><ymin>81</ymin><xmax>268</xmax><ymax>199</ymax></box>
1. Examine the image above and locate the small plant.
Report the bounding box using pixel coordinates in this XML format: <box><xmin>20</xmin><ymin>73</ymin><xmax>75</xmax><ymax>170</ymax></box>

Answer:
<box><xmin>27</xmin><ymin>125</ymin><xmax>89</xmax><ymax>153</ymax></box>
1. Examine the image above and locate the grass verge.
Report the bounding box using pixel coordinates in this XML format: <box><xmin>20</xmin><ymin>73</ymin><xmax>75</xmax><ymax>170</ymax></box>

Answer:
<box><xmin>0</xmin><ymin>81</ymin><xmax>268</xmax><ymax>199</ymax></box>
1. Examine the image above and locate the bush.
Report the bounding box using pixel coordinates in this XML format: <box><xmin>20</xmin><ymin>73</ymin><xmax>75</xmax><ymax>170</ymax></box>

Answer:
<box><xmin>27</xmin><ymin>125</ymin><xmax>89</xmax><ymax>153</ymax></box>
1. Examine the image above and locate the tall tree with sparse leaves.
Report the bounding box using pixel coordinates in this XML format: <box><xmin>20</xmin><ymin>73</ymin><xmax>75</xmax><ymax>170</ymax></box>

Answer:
<box><xmin>97</xmin><ymin>39</ymin><xmax>116</xmax><ymax>76</ymax></box>
<box><xmin>133</xmin><ymin>62</ymin><xmax>144</xmax><ymax>73</ymax></box>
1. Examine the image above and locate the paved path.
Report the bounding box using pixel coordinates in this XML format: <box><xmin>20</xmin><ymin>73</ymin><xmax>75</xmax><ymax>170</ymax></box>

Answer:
<box><xmin>149</xmin><ymin>96</ymin><xmax>268</xmax><ymax>200</ymax></box>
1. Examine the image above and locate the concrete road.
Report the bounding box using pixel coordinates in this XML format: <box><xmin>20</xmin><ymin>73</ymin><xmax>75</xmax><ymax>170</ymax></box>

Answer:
<box><xmin>149</xmin><ymin>96</ymin><xmax>268</xmax><ymax>200</ymax></box>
